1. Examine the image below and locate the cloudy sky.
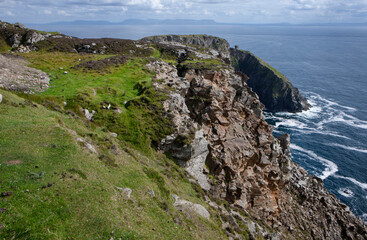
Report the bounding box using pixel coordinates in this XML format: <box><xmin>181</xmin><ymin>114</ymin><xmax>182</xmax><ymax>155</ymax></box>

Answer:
<box><xmin>1</xmin><ymin>0</ymin><xmax>367</xmax><ymax>24</ymax></box>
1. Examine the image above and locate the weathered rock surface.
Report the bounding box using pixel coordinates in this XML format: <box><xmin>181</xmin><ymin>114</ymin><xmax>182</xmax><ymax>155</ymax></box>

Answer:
<box><xmin>173</xmin><ymin>196</ymin><xmax>210</xmax><ymax>220</ymax></box>
<box><xmin>0</xmin><ymin>54</ymin><xmax>49</xmax><ymax>93</ymax></box>
<box><xmin>142</xmin><ymin>34</ymin><xmax>230</xmax><ymax>59</ymax></box>
<box><xmin>148</xmin><ymin>59</ymin><xmax>367</xmax><ymax>239</ymax></box>
<box><xmin>115</xmin><ymin>187</ymin><xmax>132</xmax><ymax>199</ymax></box>
<box><xmin>230</xmin><ymin>48</ymin><xmax>310</xmax><ymax>112</ymax></box>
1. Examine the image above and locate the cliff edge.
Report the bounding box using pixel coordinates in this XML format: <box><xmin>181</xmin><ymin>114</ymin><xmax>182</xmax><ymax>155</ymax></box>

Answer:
<box><xmin>0</xmin><ymin>23</ymin><xmax>365</xmax><ymax>239</ymax></box>
<box><xmin>230</xmin><ymin>48</ymin><xmax>310</xmax><ymax>112</ymax></box>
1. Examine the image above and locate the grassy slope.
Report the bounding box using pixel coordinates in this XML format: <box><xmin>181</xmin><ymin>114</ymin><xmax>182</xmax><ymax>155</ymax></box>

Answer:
<box><xmin>0</xmin><ymin>50</ymin><xmax>228</xmax><ymax>239</ymax></box>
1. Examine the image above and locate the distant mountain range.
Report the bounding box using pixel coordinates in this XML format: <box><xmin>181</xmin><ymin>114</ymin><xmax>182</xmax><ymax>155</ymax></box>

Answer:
<box><xmin>39</xmin><ymin>19</ymin><xmax>367</xmax><ymax>26</ymax></box>
<box><xmin>45</xmin><ymin>19</ymin><xmax>219</xmax><ymax>26</ymax></box>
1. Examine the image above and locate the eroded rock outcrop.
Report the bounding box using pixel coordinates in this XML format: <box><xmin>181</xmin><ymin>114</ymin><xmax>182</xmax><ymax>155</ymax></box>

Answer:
<box><xmin>142</xmin><ymin>34</ymin><xmax>231</xmax><ymax>59</ymax></box>
<box><xmin>230</xmin><ymin>48</ymin><xmax>310</xmax><ymax>112</ymax></box>
<box><xmin>147</xmin><ymin>59</ymin><xmax>367</xmax><ymax>239</ymax></box>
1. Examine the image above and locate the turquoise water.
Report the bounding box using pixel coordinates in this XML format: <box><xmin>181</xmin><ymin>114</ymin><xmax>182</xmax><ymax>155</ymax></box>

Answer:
<box><xmin>31</xmin><ymin>23</ymin><xmax>367</xmax><ymax>222</ymax></box>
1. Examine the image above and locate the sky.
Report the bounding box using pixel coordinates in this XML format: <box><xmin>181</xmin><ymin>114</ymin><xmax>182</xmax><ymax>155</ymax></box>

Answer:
<box><xmin>1</xmin><ymin>0</ymin><xmax>367</xmax><ymax>24</ymax></box>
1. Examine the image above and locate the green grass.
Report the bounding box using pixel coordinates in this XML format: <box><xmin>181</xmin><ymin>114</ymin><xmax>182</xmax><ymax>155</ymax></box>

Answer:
<box><xmin>0</xmin><ymin>38</ymin><xmax>11</xmax><ymax>53</ymax></box>
<box><xmin>35</xmin><ymin>30</ymin><xmax>60</xmax><ymax>35</ymax></box>
<box><xmin>0</xmin><ymin>48</ymin><xmax>235</xmax><ymax>239</ymax></box>
<box><xmin>0</xmin><ymin>88</ymin><xmax>227</xmax><ymax>239</ymax></box>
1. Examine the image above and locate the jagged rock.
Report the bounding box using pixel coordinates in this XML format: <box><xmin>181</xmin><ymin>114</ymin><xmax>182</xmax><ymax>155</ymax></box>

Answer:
<box><xmin>25</xmin><ymin>31</ymin><xmax>45</xmax><ymax>45</ymax></box>
<box><xmin>115</xmin><ymin>187</ymin><xmax>132</xmax><ymax>198</ymax></box>
<box><xmin>185</xmin><ymin>130</ymin><xmax>211</xmax><ymax>191</ymax></box>
<box><xmin>10</xmin><ymin>33</ymin><xmax>22</xmax><ymax>48</ymax></box>
<box><xmin>141</xmin><ymin>34</ymin><xmax>231</xmax><ymax>59</ymax></box>
<box><xmin>148</xmin><ymin>54</ymin><xmax>366</xmax><ymax>239</ymax></box>
<box><xmin>173</xmin><ymin>197</ymin><xmax>210</xmax><ymax>219</ymax></box>
<box><xmin>230</xmin><ymin>48</ymin><xmax>310</xmax><ymax>112</ymax></box>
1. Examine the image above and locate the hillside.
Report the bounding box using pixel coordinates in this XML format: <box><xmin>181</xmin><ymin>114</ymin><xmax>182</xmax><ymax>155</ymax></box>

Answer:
<box><xmin>0</xmin><ymin>21</ymin><xmax>366</xmax><ymax>239</ymax></box>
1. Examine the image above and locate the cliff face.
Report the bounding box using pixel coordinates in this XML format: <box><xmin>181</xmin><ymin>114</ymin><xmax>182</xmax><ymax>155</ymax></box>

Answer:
<box><xmin>230</xmin><ymin>48</ymin><xmax>310</xmax><ymax>112</ymax></box>
<box><xmin>146</xmin><ymin>56</ymin><xmax>367</xmax><ymax>239</ymax></box>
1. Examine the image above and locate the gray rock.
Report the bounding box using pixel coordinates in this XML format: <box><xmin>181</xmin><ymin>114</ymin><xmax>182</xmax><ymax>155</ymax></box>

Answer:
<box><xmin>184</xmin><ymin>130</ymin><xmax>211</xmax><ymax>191</ymax></box>
<box><xmin>0</xmin><ymin>93</ymin><xmax>2</xmax><ymax>103</ymax></box>
<box><xmin>83</xmin><ymin>109</ymin><xmax>95</xmax><ymax>121</ymax></box>
<box><xmin>173</xmin><ymin>198</ymin><xmax>210</xmax><ymax>220</ymax></box>
<box><xmin>115</xmin><ymin>187</ymin><xmax>132</xmax><ymax>198</ymax></box>
<box><xmin>110</xmin><ymin>132</ymin><xmax>118</xmax><ymax>138</ymax></box>
<box><xmin>14</xmin><ymin>22</ymin><xmax>26</xmax><ymax>29</ymax></box>
<box><xmin>147</xmin><ymin>190</ymin><xmax>155</xmax><ymax>197</ymax></box>
<box><xmin>10</xmin><ymin>34</ymin><xmax>22</xmax><ymax>48</ymax></box>
<box><xmin>172</xmin><ymin>194</ymin><xmax>179</xmax><ymax>201</ymax></box>
<box><xmin>25</xmin><ymin>31</ymin><xmax>45</xmax><ymax>45</ymax></box>
<box><xmin>76</xmin><ymin>138</ymin><xmax>97</xmax><ymax>153</ymax></box>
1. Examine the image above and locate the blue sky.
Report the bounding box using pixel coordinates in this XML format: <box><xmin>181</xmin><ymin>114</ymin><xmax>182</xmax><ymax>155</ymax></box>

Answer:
<box><xmin>1</xmin><ymin>0</ymin><xmax>367</xmax><ymax>24</ymax></box>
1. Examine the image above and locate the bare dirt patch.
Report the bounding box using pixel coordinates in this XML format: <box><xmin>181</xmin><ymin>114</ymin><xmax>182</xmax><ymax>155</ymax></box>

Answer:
<box><xmin>6</xmin><ymin>160</ymin><xmax>22</xmax><ymax>165</ymax></box>
<box><xmin>0</xmin><ymin>54</ymin><xmax>49</xmax><ymax>93</ymax></box>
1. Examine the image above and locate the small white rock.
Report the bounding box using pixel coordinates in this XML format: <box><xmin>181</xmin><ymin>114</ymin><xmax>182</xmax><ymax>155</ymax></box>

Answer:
<box><xmin>0</xmin><ymin>93</ymin><xmax>2</xmax><ymax>103</ymax></box>
<box><xmin>110</xmin><ymin>132</ymin><xmax>118</xmax><ymax>138</ymax></box>
<box><xmin>63</xmin><ymin>71</ymin><xmax>68</xmax><ymax>74</ymax></box>
<box><xmin>115</xmin><ymin>187</ymin><xmax>132</xmax><ymax>198</ymax></box>
<box><xmin>147</xmin><ymin>189</ymin><xmax>155</xmax><ymax>197</ymax></box>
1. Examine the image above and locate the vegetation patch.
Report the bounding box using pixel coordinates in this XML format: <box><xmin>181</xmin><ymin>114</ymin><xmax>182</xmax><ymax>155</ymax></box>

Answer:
<box><xmin>72</xmin><ymin>55</ymin><xmax>129</xmax><ymax>72</ymax></box>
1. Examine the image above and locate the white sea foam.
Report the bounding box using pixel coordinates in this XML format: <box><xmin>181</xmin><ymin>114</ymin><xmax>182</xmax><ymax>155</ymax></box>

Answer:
<box><xmin>307</xmin><ymin>92</ymin><xmax>357</xmax><ymax>112</ymax></box>
<box><xmin>337</xmin><ymin>188</ymin><xmax>355</xmax><ymax>198</ymax></box>
<box><xmin>275</xmin><ymin>119</ymin><xmax>308</xmax><ymax>129</ymax></box>
<box><xmin>328</xmin><ymin>143</ymin><xmax>367</xmax><ymax>154</ymax></box>
<box><xmin>334</xmin><ymin>175</ymin><xmax>367</xmax><ymax>190</ymax></box>
<box><xmin>290</xmin><ymin>128</ymin><xmax>351</xmax><ymax>140</ymax></box>
<box><xmin>317</xmin><ymin>113</ymin><xmax>367</xmax><ymax>130</ymax></box>
<box><xmin>290</xmin><ymin>144</ymin><xmax>338</xmax><ymax>180</ymax></box>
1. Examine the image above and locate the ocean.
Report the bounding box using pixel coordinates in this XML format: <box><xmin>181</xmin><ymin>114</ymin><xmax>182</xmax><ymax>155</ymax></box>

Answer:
<box><xmin>31</xmin><ymin>23</ymin><xmax>367</xmax><ymax>222</ymax></box>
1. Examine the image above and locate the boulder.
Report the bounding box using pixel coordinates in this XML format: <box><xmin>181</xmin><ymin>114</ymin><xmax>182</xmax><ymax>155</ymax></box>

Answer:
<box><xmin>173</xmin><ymin>197</ymin><xmax>210</xmax><ymax>220</ymax></box>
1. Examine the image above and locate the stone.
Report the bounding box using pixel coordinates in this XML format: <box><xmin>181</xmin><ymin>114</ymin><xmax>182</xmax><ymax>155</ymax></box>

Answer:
<box><xmin>115</xmin><ymin>187</ymin><xmax>132</xmax><ymax>198</ymax></box>
<box><xmin>147</xmin><ymin>190</ymin><xmax>155</xmax><ymax>197</ymax></box>
<box><xmin>0</xmin><ymin>93</ymin><xmax>2</xmax><ymax>103</ymax></box>
<box><xmin>76</xmin><ymin>138</ymin><xmax>97</xmax><ymax>153</ymax></box>
<box><xmin>184</xmin><ymin>130</ymin><xmax>211</xmax><ymax>191</ymax></box>
<box><xmin>83</xmin><ymin>109</ymin><xmax>96</xmax><ymax>121</ymax></box>
<box><xmin>173</xmin><ymin>198</ymin><xmax>210</xmax><ymax>220</ymax></box>
<box><xmin>110</xmin><ymin>132</ymin><xmax>118</xmax><ymax>138</ymax></box>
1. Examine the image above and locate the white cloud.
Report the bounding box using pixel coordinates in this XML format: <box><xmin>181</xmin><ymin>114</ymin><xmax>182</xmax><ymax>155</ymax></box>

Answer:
<box><xmin>1</xmin><ymin>0</ymin><xmax>367</xmax><ymax>24</ymax></box>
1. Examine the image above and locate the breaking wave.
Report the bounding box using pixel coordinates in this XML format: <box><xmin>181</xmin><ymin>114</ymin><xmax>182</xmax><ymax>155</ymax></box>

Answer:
<box><xmin>290</xmin><ymin>144</ymin><xmax>338</xmax><ymax>180</ymax></box>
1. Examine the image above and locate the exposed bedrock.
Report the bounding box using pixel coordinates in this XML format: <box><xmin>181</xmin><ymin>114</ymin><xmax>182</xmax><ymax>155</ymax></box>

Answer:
<box><xmin>148</xmin><ymin>60</ymin><xmax>367</xmax><ymax>239</ymax></box>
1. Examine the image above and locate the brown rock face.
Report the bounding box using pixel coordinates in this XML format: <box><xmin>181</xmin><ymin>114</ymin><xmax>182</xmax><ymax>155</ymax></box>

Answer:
<box><xmin>148</xmin><ymin>60</ymin><xmax>367</xmax><ymax>239</ymax></box>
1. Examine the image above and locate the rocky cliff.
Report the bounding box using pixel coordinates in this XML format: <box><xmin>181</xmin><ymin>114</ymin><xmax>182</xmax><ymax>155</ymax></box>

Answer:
<box><xmin>230</xmin><ymin>48</ymin><xmax>310</xmax><ymax>112</ymax></box>
<box><xmin>0</xmin><ymin>22</ymin><xmax>366</xmax><ymax>239</ymax></box>
<box><xmin>146</xmin><ymin>58</ymin><xmax>366</xmax><ymax>239</ymax></box>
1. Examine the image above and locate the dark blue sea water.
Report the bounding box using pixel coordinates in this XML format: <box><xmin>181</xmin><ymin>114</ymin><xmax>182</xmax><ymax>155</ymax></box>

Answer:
<box><xmin>31</xmin><ymin>23</ymin><xmax>367</xmax><ymax>222</ymax></box>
